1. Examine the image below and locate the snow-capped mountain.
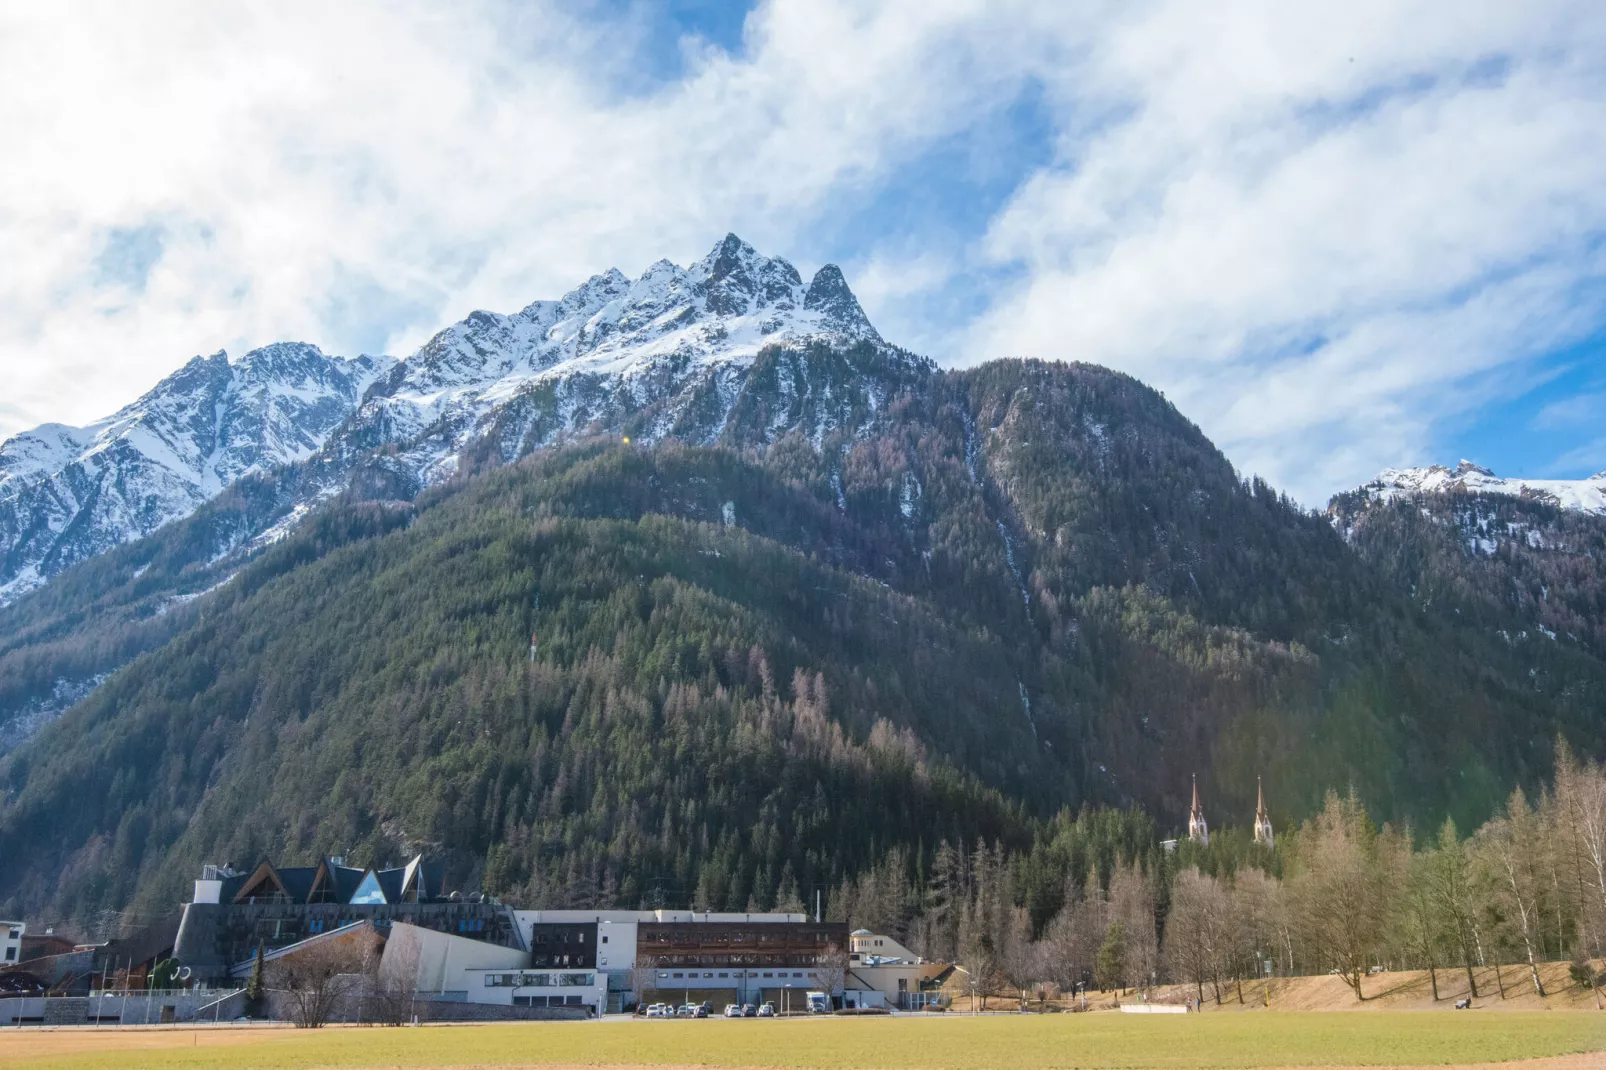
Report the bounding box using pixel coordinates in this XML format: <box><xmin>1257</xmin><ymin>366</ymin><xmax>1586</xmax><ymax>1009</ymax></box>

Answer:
<box><xmin>338</xmin><ymin>233</ymin><xmax>889</xmax><ymax>484</ymax></box>
<box><xmin>0</xmin><ymin>344</ymin><xmax>393</xmax><ymax>603</ymax></box>
<box><xmin>0</xmin><ymin>235</ymin><xmax>901</xmax><ymax>605</ymax></box>
<box><xmin>1361</xmin><ymin>460</ymin><xmax>1606</xmax><ymax>515</ymax></box>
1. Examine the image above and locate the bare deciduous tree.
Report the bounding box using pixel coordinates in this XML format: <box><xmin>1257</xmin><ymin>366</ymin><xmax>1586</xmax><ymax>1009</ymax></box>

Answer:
<box><xmin>629</xmin><ymin>953</ymin><xmax>660</xmax><ymax>1008</ymax></box>
<box><xmin>1108</xmin><ymin>864</ymin><xmax>1158</xmax><ymax>997</ymax></box>
<box><xmin>1286</xmin><ymin>790</ymin><xmax>1387</xmax><ymax>1001</ymax></box>
<box><xmin>1163</xmin><ymin>868</ymin><xmax>1227</xmax><ymax>1004</ymax></box>
<box><xmin>1390</xmin><ymin>831</ymin><xmax>1447</xmax><ymax>1001</ymax></box>
<box><xmin>1228</xmin><ymin>868</ymin><xmax>1281</xmax><ymax>1004</ymax></box>
<box><xmin>367</xmin><ymin>929</ymin><xmax>421</xmax><ymax>1026</ymax></box>
<box><xmin>815</xmin><ymin>944</ymin><xmax>849</xmax><ymax>1001</ymax></box>
<box><xmin>1474</xmin><ymin>790</ymin><xmax>1550</xmax><ymax>998</ymax></box>
<box><xmin>1426</xmin><ymin>817</ymin><xmax>1482</xmax><ymax>999</ymax></box>
<box><xmin>269</xmin><ymin>933</ymin><xmax>370</xmax><ymax>1028</ymax></box>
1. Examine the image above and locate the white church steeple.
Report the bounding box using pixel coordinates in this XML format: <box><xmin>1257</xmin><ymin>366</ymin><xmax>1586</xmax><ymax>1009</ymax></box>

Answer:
<box><xmin>1253</xmin><ymin>776</ymin><xmax>1274</xmax><ymax>848</ymax></box>
<box><xmin>1187</xmin><ymin>774</ymin><xmax>1209</xmax><ymax>846</ymax></box>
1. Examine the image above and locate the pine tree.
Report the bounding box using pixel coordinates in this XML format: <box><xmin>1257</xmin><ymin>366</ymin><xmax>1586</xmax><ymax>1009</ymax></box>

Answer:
<box><xmin>245</xmin><ymin>942</ymin><xmax>265</xmax><ymax>1012</ymax></box>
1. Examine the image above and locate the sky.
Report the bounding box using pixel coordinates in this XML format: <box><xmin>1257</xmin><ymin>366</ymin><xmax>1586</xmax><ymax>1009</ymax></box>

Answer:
<box><xmin>2</xmin><ymin>1</ymin><xmax>1604</xmax><ymax>506</ymax></box>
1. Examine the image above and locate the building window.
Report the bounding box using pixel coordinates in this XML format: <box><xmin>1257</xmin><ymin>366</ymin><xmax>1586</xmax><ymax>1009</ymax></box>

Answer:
<box><xmin>601</xmin><ymin>935</ymin><xmax>608</xmax><ymax>944</ymax></box>
<box><xmin>4</xmin><ymin>948</ymin><xmax>14</xmax><ymax>962</ymax></box>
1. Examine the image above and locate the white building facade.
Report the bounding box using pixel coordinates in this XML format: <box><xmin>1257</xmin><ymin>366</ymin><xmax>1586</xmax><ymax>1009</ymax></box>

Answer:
<box><xmin>1</xmin><ymin>921</ymin><xmax>22</xmax><ymax>965</ymax></box>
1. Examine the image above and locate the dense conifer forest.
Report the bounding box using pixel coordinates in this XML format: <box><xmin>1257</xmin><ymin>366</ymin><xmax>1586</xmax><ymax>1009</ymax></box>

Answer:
<box><xmin>1</xmin><ymin>352</ymin><xmax>1602</xmax><ymax>936</ymax></box>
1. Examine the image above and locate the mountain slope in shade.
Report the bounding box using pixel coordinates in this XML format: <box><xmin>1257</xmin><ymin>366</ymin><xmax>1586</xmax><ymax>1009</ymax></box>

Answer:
<box><xmin>6</xmin><ymin>358</ymin><xmax>1605</xmax><ymax>926</ymax></box>
<box><xmin>1361</xmin><ymin>460</ymin><xmax>1606</xmax><ymax>515</ymax></box>
<box><xmin>0</xmin><ymin>344</ymin><xmax>394</xmax><ymax>603</ymax></box>
<box><xmin>1332</xmin><ymin>461</ymin><xmax>1606</xmax><ymax>663</ymax></box>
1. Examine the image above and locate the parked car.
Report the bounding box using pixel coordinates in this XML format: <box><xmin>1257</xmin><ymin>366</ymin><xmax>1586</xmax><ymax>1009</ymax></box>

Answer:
<box><xmin>805</xmin><ymin>991</ymin><xmax>831</xmax><ymax>1014</ymax></box>
<box><xmin>677</xmin><ymin>1003</ymin><xmax>698</xmax><ymax>1017</ymax></box>
<box><xmin>757</xmin><ymin>1002</ymin><xmax>775</xmax><ymax>1017</ymax></box>
<box><xmin>723</xmin><ymin>1003</ymin><xmax>743</xmax><ymax>1018</ymax></box>
<box><xmin>741</xmin><ymin>1003</ymin><xmax>758</xmax><ymax>1017</ymax></box>
<box><xmin>645</xmin><ymin>1003</ymin><xmax>669</xmax><ymax>1018</ymax></box>
<box><xmin>694</xmin><ymin>1004</ymin><xmax>709</xmax><ymax>1018</ymax></box>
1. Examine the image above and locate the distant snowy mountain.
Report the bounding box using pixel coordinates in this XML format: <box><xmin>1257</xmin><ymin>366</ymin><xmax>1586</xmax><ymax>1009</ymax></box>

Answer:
<box><xmin>0</xmin><ymin>344</ymin><xmax>393</xmax><ymax>603</ymax></box>
<box><xmin>1360</xmin><ymin>460</ymin><xmax>1606</xmax><ymax>516</ymax></box>
<box><xmin>0</xmin><ymin>234</ymin><xmax>902</xmax><ymax>604</ymax></box>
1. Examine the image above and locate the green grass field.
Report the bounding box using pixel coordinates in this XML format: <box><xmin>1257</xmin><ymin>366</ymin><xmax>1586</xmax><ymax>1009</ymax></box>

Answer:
<box><xmin>2</xmin><ymin>1013</ymin><xmax>1603</xmax><ymax>1070</ymax></box>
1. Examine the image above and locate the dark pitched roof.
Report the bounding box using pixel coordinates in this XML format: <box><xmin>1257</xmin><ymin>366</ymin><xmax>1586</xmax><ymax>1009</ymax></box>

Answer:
<box><xmin>276</xmin><ymin>867</ymin><xmax>318</xmax><ymax>903</ymax></box>
<box><xmin>375</xmin><ymin>868</ymin><xmax>404</xmax><ymax>903</ymax></box>
<box><xmin>211</xmin><ymin>853</ymin><xmax>446</xmax><ymax>905</ymax></box>
<box><xmin>232</xmin><ymin>861</ymin><xmax>291</xmax><ymax>903</ymax></box>
<box><xmin>419</xmin><ymin>860</ymin><xmax>444</xmax><ymax>901</ymax></box>
<box><xmin>331</xmin><ymin>865</ymin><xmax>368</xmax><ymax>903</ymax></box>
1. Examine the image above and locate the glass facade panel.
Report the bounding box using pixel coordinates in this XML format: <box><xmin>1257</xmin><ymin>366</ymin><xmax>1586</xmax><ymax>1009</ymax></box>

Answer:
<box><xmin>349</xmin><ymin>872</ymin><xmax>386</xmax><ymax>905</ymax></box>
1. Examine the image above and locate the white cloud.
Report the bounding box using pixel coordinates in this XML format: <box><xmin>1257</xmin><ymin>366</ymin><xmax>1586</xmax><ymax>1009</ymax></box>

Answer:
<box><xmin>1553</xmin><ymin>437</ymin><xmax>1606</xmax><ymax>475</ymax></box>
<box><xmin>966</xmin><ymin>1</ymin><xmax>1606</xmax><ymax>504</ymax></box>
<box><xmin>0</xmin><ymin>0</ymin><xmax>1034</xmax><ymax>434</ymax></box>
<box><xmin>1534</xmin><ymin>391</ymin><xmax>1606</xmax><ymax>430</ymax></box>
<box><xmin>3</xmin><ymin>2</ymin><xmax>1605</xmax><ymax>506</ymax></box>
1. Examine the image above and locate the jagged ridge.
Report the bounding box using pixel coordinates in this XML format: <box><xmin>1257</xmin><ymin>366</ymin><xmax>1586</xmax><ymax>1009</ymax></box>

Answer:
<box><xmin>0</xmin><ymin>235</ymin><xmax>896</xmax><ymax>605</ymax></box>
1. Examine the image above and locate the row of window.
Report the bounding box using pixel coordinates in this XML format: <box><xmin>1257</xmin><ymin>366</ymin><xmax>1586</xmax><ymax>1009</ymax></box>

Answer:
<box><xmin>483</xmin><ymin>972</ymin><xmax>595</xmax><ymax>988</ymax></box>
<box><xmin>514</xmin><ymin>995</ymin><xmax>586</xmax><ymax>1007</ymax></box>
<box><xmin>641</xmin><ymin>932</ymin><xmax>832</xmax><ymax>944</ymax></box>
<box><xmin>531</xmin><ymin>930</ymin><xmax>585</xmax><ymax>943</ymax></box>
<box><xmin>458</xmin><ymin>918</ymin><xmax>488</xmax><ymax>933</ymax></box>
<box><xmin>653</xmin><ymin>956</ymin><xmax>822</xmax><ymax>967</ymax></box>
<box><xmin>658</xmin><ymin>970</ymin><xmax>807</xmax><ymax>980</ymax></box>
<box><xmin>305</xmin><ymin>917</ymin><xmax>402</xmax><ymax>934</ymax></box>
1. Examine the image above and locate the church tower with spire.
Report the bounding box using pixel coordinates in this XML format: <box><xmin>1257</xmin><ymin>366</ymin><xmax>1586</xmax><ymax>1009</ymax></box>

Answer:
<box><xmin>1253</xmin><ymin>776</ymin><xmax>1274</xmax><ymax>848</ymax></box>
<box><xmin>1187</xmin><ymin>774</ymin><xmax>1209</xmax><ymax>846</ymax></box>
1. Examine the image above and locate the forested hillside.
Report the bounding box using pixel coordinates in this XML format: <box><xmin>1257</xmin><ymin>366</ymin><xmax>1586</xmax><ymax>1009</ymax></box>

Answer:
<box><xmin>1</xmin><ymin>351</ymin><xmax>1602</xmax><ymax>928</ymax></box>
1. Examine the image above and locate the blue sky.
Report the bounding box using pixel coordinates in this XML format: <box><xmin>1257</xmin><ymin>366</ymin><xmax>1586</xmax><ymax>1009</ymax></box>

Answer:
<box><xmin>3</xmin><ymin>1</ymin><xmax>1604</xmax><ymax>504</ymax></box>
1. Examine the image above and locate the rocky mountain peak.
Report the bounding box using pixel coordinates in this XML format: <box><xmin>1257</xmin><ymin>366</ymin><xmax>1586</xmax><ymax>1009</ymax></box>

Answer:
<box><xmin>694</xmin><ymin>233</ymin><xmax>804</xmax><ymax>317</ymax></box>
<box><xmin>805</xmin><ymin>263</ymin><xmax>879</xmax><ymax>341</ymax></box>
